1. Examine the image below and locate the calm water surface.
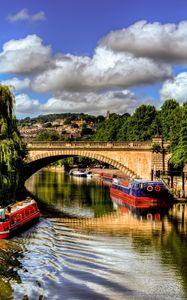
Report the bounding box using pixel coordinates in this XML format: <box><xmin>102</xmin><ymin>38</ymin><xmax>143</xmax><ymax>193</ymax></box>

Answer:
<box><xmin>1</xmin><ymin>169</ymin><xmax>187</xmax><ymax>299</ymax></box>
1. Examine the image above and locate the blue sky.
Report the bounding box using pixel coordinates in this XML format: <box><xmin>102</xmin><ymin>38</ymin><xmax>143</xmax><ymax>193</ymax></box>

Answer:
<box><xmin>0</xmin><ymin>0</ymin><xmax>187</xmax><ymax>118</ymax></box>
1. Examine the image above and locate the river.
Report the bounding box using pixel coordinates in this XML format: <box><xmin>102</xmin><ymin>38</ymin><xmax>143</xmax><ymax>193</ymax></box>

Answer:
<box><xmin>0</xmin><ymin>169</ymin><xmax>187</xmax><ymax>299</ymax></box>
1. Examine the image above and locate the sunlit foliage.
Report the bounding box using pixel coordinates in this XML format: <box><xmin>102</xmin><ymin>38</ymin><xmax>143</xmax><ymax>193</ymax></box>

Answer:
<box><xmin>0</xmin><ymin>85</ymin><xmax>27</xmax><ymax>201</ymax></box>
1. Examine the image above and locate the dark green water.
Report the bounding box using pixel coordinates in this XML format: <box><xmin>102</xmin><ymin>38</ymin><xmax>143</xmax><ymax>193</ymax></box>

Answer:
<box><xmin>1</xmin><ymin>169</ymin><xmax>187</xmax><ymax>299</ymax></box>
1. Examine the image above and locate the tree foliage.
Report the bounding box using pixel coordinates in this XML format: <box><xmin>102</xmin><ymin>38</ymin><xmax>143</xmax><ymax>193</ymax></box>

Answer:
<box><xmin>0</xmin><ymin>85</ymin><xmax>27</xmax><ymax>201</ymax></box>
<box><xmin>36</xmin><ymin>131</ymin><xmax>66</xmax><ymax>141</ymax></box>
<box><xmin>160</xmin><ymin>99</ymin><xmax>179</xmax><ymax>140</ymax></box>
<box><xmin>92</xmin><ymin>100</ymin><xmax>187</xmax><ymax>169</ymax></box>
<box><xmin>171</xmin><ymin>102</ymin><xmax>187</xmax><ymax>168</ymax></box>
<box><xmin>93</xmin><ymin>105</ymin><xmax>157</xmax><ymax>142</ymax></box>
<box><xmin>125</xmin><ymin>105</ymin><xmax>157</xmax><ymax>141</ymax></box>
<box><xmin>93</xmin><ymin>113</ymin><xmax>128</xmax><ymax>141</ymax></box>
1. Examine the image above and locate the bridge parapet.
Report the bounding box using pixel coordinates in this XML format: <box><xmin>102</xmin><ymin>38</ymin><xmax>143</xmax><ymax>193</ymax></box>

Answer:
<box><xmin>27</xmin><ymin>141</ymin><xmax>152</xmax><ymax>150</ymax></box>
<box><xmin>26</xmin><ymin>140</ymin><xmax>170</xmax><ymax>180</ymax></box>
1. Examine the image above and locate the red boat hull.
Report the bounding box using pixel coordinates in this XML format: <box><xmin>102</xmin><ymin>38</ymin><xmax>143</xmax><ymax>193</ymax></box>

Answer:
<box><xmin>0</xmin><ymin>200</ymin><xmax>40</xmax><ymax>239</ymax></box>
<box><xmin>110</xmin><ymin>188</ymin><xmax>170</xmax><ymax>209</ymax></box>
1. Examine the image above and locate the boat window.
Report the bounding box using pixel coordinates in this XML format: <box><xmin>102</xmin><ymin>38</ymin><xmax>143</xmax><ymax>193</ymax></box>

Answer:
<box><xmin>0</xmin><ymin>209</ymin><xmax>5</xmax><ymax>221</ymax></box>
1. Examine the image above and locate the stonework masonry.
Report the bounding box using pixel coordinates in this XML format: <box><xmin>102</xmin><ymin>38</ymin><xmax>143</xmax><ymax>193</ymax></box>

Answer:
<box><xmin>26</xmin><ymin>139</ymin><xmax>170</xmax><ymax>180</ymax></box>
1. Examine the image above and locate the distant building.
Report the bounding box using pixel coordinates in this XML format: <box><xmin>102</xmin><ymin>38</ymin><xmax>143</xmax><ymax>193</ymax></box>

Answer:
<box><xmin>106</xmin><ymin>111</ymin><xmax>110</xmax><ymax>119</ymax></box>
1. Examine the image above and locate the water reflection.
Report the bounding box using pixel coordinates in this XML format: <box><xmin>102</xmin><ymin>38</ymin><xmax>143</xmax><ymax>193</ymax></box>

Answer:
<box><xmin>25</xmin><ymin>170</ymin><xmax>113</xmax><ymax>218</ymax></box>
<box><xmin>0</xmin><ymin>169</ymin><xmax>187</xmax><ymax>299</ymax></box>
<box><xmin>111</xmin><ymin>195</ymin><xmax>172</xmax><ymax>222</ymax></box>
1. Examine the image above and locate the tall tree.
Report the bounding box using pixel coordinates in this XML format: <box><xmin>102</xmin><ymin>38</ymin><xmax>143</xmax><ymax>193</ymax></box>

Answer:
<box><xmin>93</xmin><ymin>113</ymin><xmax>124</xmax><ymax>141</ymax></box>
<box><xmin>0</xmin><ymin>85</ymin><xmax>27</xmax><ymax>202</ymax></box>
<box><xmin>171</xmin><ymin>101</ymin><xmax>187</xmax><ymax>168</ymax></box>
<box><xmin>160</xmin><ymin>99</ymin><xmax>179</xmax><ymax>140</ymax></box>
<box><xmin>125</xmin><ymin>104</ymin><xmax>157</xmax><ymax>141</ymax></box>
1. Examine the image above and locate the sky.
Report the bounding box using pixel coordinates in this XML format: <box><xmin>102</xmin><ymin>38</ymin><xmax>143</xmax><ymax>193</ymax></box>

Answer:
<box><xmin>0</xmin><ymin>0</ymin><xmax>187</xmax><ymax>118</ymax></box>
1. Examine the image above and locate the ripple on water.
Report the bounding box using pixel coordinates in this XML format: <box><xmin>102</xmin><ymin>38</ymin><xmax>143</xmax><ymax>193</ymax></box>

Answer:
<box><xmin>9</xmin><ymin>216</ymin><xmax>185</xmax><ymax>300</ymax></box>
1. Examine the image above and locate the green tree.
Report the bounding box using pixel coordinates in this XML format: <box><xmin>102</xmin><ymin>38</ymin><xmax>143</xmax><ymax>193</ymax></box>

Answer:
<box><xmin>36</xmin><ymin>131</ymin><xmax>63</xmax><ymax>141</ymax></box>
<box><xmin>126</xmin><ymin>104</ymin><xmax>157</xmax><ymax>141</ymax></box>
<box><xmin>160</xmin><ymin>99</ymin><xmax>179</xmax><ymax>140</ymax></box>
<box><xmin>0</xmin><ymin>85</ymin><xmax>27</xmax><ymax>201</ymax></box>
<box><xmin>171</xmin><ymin>101</ymin><xmax>187</xmax><ymax>168</ymax></box>
<box><xmin>93</xmin><ymin>114</ymin><xmax>124</xmax><ymax>141</ymax></box>
<box><xmin>116</xmin><ymin>114</ymin><xmax>130</xmax><ymax>141</ymax></box>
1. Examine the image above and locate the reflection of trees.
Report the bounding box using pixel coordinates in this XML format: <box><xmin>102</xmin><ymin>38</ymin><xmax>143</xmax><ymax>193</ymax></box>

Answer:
<box><xmin>26</xmin><ymin>170</ymin><xmax>187</xmax><ymax>297</ymax></box>
<box><xmin>26</xmin><ymin>170</ymin><xmax>113</xmax><ymax>217</ymax></box>
<box><xmin>0</xmin><ymin>240</ymin><xmax>23</xmax><ymax>298</ymax></box>
<box><xmin>159</xmin><ymin>213</ymin><xmax>187</xmax><ymax>298</ymax></box>
<box><xmin>130</xmin><ymin>208</ymin><xmax>187</xmax><ymax>299</ymax></box>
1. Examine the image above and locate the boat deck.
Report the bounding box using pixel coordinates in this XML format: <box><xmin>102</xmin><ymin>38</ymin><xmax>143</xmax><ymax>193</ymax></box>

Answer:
<box><xmin>5</xmin><ymin>198</ymin><xmax>36</xmax><ymax>214</ymax></box>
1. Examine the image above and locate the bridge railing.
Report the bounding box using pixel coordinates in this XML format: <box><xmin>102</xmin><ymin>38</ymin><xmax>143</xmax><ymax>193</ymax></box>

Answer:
<box><xmin>27</xmin><ymin>141</ymin><xmax>152</xmax><ymax>149</ymax></box>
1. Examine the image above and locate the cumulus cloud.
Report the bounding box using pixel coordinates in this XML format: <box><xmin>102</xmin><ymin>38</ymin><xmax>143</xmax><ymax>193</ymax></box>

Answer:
<box><xmin>0</xmin><ymin>31</ymin><xmax>173</xmax><ymax>93</ymax></box>
<box><xmin>7</xmin><ymin>8</ymin><xmax>46</xmax><ymax>23</ymax></box>
<box><xmin>32</xmin><ymin>47</ymin><xmax>172</xmax><ymax>92</ymax></box>
<box><xmin>32</xmin><ymin>54</ymin><xmax>91</xmax><ymax>92</ymax></box>
<box><xmin>2</xmin><ymin>20</ymin><xmax>187</xmax><ymax>117</ymax></box>
<box><xmin>160</xmin><ymin>72</ymin><xmax>187</xmax><ymax>103</ymax></box>
<box><xmin>1</xmin><ymin>77</ymin><xmax>30</xmax><ymax>91</ymax></box>
<box><xmin>0</xmin><ymin>35</ymin><xmax>51</xmax><ymax>74</ymax></box>
<box><xmin>14</xmin><ymin>89</ymin><xmax>138</xmax><ymax>117</ymax></box>
<box><xmin>42</xmin><ymin>89</ymin><xmax>138</xmax><ymax>115</ymax></box>
<box><xmin>101</xmin><ymin>20</ymin><xmax>187</xmax><ymax>63</ymax></box>
<box><xmin>15</xmin><ymin>94</ymin><xmax>41</xmax><ymax>114</ymax></box>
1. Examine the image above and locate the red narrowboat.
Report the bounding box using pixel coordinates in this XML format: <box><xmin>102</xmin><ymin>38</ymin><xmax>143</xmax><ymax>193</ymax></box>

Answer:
<box><xmin>110</xmin><ymin>179</ymin><xmax>173</xmax><ymax>208</ymax></box>
<box><xmin>100</xmin><ymin>172</ymin><xmax>113</xmax><ymax>182</ymax></box>
<box><xmin>0</xmin><ymin>198</ymin><xmax>40</xmax><ymax>239</ymax></box>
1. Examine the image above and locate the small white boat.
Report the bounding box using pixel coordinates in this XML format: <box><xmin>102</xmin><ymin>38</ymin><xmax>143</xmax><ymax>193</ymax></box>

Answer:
<box><xmin>69</xmin><ymin>169</ymin><xmax>87</xmax><ymax>177</ymax></box>
<box><xmin>69</xmin><ymin>169</ymin><xmax>92</xmax><ymax>178</ymax></box>
<box><xmin>86</xmin><ymin>171</ymin><xmax>93</xmax><ymax>178</ymax></box>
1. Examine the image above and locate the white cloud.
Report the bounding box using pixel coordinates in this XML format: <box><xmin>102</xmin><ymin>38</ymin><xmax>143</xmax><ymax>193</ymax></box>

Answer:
<box><xmin>32</xmin><ymin>54</ymin><xmax>91</xmax><ymax>92</ymax></box>
<box><xmin>15</xmin><ymin>94</ymin><xmax>41</xmax><ymax>114</ymax></box>
<box><xmin>14</xmin><ymin>89</ymin><xmax>138</xmax><ymax>117</ymax></box>
<box><xmin>101</xmin><ymin>20</ymin><xmax>187</xmax><ymax>63</ymax></box>
<box><xmin>160</xmin><ymin>72</ymin><xmax>187</xmax><ymax>103</ymax></box>
<box><xmin>7</xmin><ymin>8</ymin><xmax>46</xmax><ymax>23</ymax></box>
<box><xmin>85</xmin><ymin>47</ymin><xmax>171</xmax><ymax>88</ymax></box>
<box><xmin>32</xmin><ymin>47</ymin><xmax>172</xmax><ymax>92</ymax></box>
<box><xmin>0</xmin><ymin>31</ymin><xmax>173</xmax><ymax>93</ymax></box>
<box><xmin>42</xmin><ymin>89</ymin><xmax>138</xmax><ymax>115</ymax></box>
<box><xmin>2</xmin><ymin>20</ymin><xmax>187</xmax><ymax>118</ymax></box>
<box><xmin>0</xmin><ymin>35</ymin><xmax>51</xmax><ymax>74</ymax></box>
<box><xmin>1</xmin><ymin>77</ymin><xmax>30</xmax><ymax>91</ymax></box>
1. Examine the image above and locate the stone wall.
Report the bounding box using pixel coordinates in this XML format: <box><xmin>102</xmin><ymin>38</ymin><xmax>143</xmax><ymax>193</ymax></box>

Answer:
<box><xmin>27</xmin><ymin>141</ymin><xmax>163</xmax><ymax>179</ymax></box>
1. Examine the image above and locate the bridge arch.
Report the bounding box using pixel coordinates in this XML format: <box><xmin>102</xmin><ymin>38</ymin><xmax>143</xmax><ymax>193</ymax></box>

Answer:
<box><xmin>26</xmin><ymin>149</ymin><xmax>138</xmax><ymax>179</ymax></box>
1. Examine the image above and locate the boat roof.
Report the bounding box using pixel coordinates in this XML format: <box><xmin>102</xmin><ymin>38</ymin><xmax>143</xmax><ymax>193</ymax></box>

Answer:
<box><xmin>5</xmin><ymin>198</ymin><xmax>36</xmax><ymax>214</ymax></box>
<box><xmin>133</xmin><ymin>179</ymin><xmax>163</xmax><ymax>184</ymax></box>
<box><xmin>112</xmin><ymin>179</ymin><xmax>165</xmax><ymax>186</ymax></box>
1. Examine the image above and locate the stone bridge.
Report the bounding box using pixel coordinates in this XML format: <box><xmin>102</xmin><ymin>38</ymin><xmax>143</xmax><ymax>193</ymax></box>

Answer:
<box><xmin>26</xmin><ymin>138</ymin><xmax>171</xmax><ymax>180</ymax></box>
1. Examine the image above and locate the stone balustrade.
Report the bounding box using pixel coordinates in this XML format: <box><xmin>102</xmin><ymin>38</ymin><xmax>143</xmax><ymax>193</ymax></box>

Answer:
<box><xmin>27</xmin><ymin>141</ymin><xmax>152</xmax><ymax>150</ymax></box>
<box><xmin>26</xmin><ymin>139</ymin><xmax>170</xmax><ymax>180</ymax></box>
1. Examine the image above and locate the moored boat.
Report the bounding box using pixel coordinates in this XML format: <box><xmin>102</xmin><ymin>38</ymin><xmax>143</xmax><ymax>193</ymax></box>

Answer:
<box><xmin>110</xmin><ymin>178</ymin><xmax>173</xmax><ymax>208</ymax></box>
<box><xmin>69</xmin><ymin>169</ymin><xmax>92</xmax><ymax>178</ymax></box>
<box><xmin>0</xmin><ymin>198</ymin><xmax>40</xmax><ymax>239</ymax></box>
<box><xmin>100</xmin><ymin>172</ymin><xmax>113</xmax><ymax>182</ymax></box>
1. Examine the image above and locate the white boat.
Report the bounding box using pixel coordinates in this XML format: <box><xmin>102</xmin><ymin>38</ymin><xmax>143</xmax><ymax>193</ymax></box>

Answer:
<box><xmin>86</xmin><ymin>171</ymin><xmax>92</xmax><ymax>177</ymax></box>
<box><xmin>69</xmin><ymin>169</ymin><xmax>92</xmax><ymax>178</ymax></box>
<box><xmin>69</xmin><ymin>169</ymin><xmax>87</xmax><ymax>177</ymax></box>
